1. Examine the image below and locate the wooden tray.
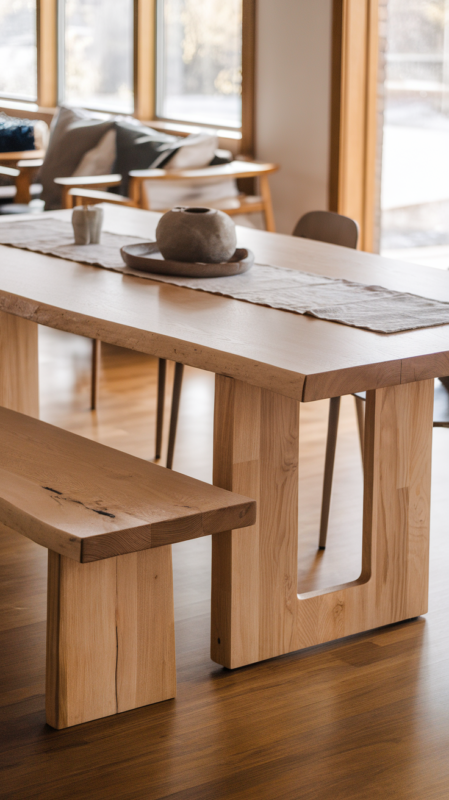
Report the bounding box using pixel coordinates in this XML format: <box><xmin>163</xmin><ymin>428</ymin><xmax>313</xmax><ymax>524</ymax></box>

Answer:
<box><xmin>120</xmin><ymin>241</ymin><xmax>254</xmax><ymax>278</ymax></box>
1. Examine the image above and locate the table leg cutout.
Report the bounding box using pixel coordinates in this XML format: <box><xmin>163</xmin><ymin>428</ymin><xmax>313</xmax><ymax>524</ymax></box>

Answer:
<box><xmin>46</xmin><ymin>547</ymin><xmax>176</xmax><ymax>729</ymax></box>
<box><xmin>211</xmin><ymin>377</ymin><xmax>433</xmax><ymax>669</ymax></box>
<box><xmin>0</xmin><ymin>311</ymin><xmax>39</xmax><ymax>417</ymax></box>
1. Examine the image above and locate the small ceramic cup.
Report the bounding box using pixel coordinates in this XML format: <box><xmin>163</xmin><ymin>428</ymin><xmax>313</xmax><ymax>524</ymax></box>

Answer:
<box><xmin>71</xmin><ymin>205</ymin><xmax>103</xmax><ymax>245</ymax></box>
<box><xmin>72</xmin><ymin>206</ymin><xmax>90</xmax><ymax>245</ymax></box>
<box><xmin>88</xmin><ymin>206</ymin><xmax>103</xmax><ymax>244</ymax></box>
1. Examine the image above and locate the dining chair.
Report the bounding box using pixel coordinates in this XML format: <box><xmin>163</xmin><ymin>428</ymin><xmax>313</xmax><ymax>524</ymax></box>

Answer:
<box><xmin>292</xmin><ymin>210</ymin><xmax>360</xmax><ymax>548</ymax></box>
<box><xmin>292</xmin><ymin>209</ymin><xmax>359</xmax><ymax>248</ymax></box>
<box><xmin>319</xmin><ymin>380</ymin><xmax>449</xmax><ymax>550</ymax></box>
<box><xmin>295</xmin><ymin>212</ymin><xmax>449</xmax><ymax>549</ymax></box>
<box><xmin>66</xmin><ymin>187</ymin><xmax>182</xmax><ymax>469</ymax></box>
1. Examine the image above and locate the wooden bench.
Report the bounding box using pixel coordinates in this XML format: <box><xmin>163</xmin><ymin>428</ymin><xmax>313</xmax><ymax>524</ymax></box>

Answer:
<box><xmin>0</xmin><ymin>407</ymin><xmax>256</xmax><ymax>729</ymax></box>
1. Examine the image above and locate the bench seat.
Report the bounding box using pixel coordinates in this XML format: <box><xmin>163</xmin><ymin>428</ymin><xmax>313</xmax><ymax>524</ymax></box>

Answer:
<box><xmin>0</xmin><ymin>407</ymin><xmax>256</xmax><ymax>728</ymax></box>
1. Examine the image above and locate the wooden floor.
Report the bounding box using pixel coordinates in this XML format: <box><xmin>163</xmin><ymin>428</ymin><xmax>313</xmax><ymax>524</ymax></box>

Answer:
<box><xmin>1</xmin><ymin>326</ymin><xmax>449</xmax><ymax>799</ymax></box>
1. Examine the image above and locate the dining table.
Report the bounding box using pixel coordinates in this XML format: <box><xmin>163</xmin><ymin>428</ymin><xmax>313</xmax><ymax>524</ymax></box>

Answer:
<box><xmin>0</xmin><ymin>204</ymin><xmax>447</xmax><ymax>671</ymax></box>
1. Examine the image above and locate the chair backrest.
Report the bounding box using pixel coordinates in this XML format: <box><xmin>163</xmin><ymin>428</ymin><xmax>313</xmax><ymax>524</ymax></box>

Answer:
<box><xmin>292</xmin><ymin>210</ymin><xmax>359</xmax><ymax>249</ymax></box>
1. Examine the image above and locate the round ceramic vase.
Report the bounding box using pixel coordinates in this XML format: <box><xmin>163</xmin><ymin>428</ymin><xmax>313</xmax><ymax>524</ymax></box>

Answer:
<box><xmin>155</xmin><ymin>206</ymin><xmax>237</xmax><ymax>264</ymax></box>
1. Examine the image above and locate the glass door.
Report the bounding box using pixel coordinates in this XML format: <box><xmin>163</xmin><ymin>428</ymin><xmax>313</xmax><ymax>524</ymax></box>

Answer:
<box><xmin>380</xmin><ymin>0</ymin><xmax>449</xmax><ymax>269</ymax></box>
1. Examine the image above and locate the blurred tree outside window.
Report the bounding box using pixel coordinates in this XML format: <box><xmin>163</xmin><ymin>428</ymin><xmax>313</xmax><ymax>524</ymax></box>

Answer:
<box><xmin>157</xmin><ymin>0</ymin><xmax>242</xmax><ymax>129</ymax></box>
<box><xmin>381</xmin><ymin>0</ymin><xmax>449</xmax><ymax>267</ymax></box>
<box><xmin>61</xmin><ymin>0</ymin><xmax>134</xmax><ymax>113</ymax></box>
<box><xmin>0</xmin><ymin>0</ymin><xmax>37</xmax><ymax>101</ymax></box>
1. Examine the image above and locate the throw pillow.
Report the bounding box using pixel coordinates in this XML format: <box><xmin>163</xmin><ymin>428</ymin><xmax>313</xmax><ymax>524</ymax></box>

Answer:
<box><xmin>38</xmin><ymin>106</ymin><xmax>114</xmax><ymax>208</ymax></box>
<box><xmin>151</xmin><ymin>133</ymin><xmax>219</xmax><ymax>170</ymax></box>
<box><xmin>72</xmin><ymin>129</ymin><xmax>117</xmax><ymax>177</ymax></box>
<box><xmin>0</xmin><ymin>112</ymin><xmax>35</xmax><ymax>152</ymax></box>
<box><xmin>112</xmin><ymin>120</ymin><xmax>179</xmax><ymax>196</ymax></box>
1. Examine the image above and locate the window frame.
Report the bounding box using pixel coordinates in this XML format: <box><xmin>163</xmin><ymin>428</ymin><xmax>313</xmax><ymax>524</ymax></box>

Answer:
<box><xmin>329</xmin><ymin>0</ymin><xmax>379</xmax><ymax>252</ymax></box>
<box><xmin>0</xmin><ymin>0</ymin><xmax>255</xmax><ymax>153</ymax></box>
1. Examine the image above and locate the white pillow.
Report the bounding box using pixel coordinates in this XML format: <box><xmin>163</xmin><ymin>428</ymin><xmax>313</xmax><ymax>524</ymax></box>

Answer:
<box><xmin>143</xmin><ymin>177</ymin><xmax>239</xmax><ymax>211</ymax></box>
<box><xmin>165</xmin><ymin>133</ymin><xmax>218</xmax><ymax>171</ymax></box>
<box><xmin>72</xmin><ymin>129</ymin><xmax>117</xmax><ymax>177</ymax></box>
<box><xmin>32</xmin><ymin>119</ymin><xmax>50</xmax><ymax>151</ymax></box>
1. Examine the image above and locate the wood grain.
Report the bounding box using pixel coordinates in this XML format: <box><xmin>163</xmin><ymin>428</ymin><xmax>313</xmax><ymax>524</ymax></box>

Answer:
<box><xmin>1</xmin><ymin>329</ymin><xmax>447</xmax><ymax>797</ymax></box>
<box><xmin>212</xmin><ymin>376</ymin><xmax>433</xmax><ymax>668</ymax></box>
<box><xmin>0</xmin><ymin>406</ymin><xmax>256</xmax><ymax>562</ymax></box>
<box><xmin>2</xmin><ymin>206</ymin><xmax>449</xmax><ymax>402</ymax></box>
<box><xmin>46</xmin><ymin>545</ymin><xmax>176</xmax><ymax>728</ymax></box>
<box><xmin>211</xmin><ymin>376</ymin><xmax>299</xmax><ymax>668</ymax></box>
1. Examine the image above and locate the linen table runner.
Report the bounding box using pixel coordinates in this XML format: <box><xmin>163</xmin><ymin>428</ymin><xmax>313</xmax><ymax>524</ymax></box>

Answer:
<box><xmin>2</xmin><ymin>217</ymin><xmax>449</xmax><ymax>334</ymax></box>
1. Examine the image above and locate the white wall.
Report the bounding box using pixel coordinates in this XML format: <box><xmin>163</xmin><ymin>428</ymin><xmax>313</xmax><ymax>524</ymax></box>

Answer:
<box><xmin>255</xmin><ymin>0</ymin><xmax>333</xmax><ymax>233</ymax></box>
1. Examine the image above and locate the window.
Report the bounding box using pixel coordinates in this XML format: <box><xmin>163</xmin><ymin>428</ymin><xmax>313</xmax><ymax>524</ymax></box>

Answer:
<box><xmin>60</xmin><ymin>0</ymin><xmax>134</xmax><ymax>113</ymax></box>
<box><xmin>0</xmin><ymin>0</ymin><xmax>254</xmax><ymax>149</ymax></box>
<box><xmin>156</xmin><ymin>0</ymin><xmax>242</xmax><ymax>129</ymax></box>
<box><xmin>0</xmin><ymin>0</ymin><xmax>37</xmax><ymax>101</ymax></box>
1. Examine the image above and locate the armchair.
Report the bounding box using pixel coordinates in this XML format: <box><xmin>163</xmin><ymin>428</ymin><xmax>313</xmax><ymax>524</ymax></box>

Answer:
<box><xmin>128</xmin><ymin>160</ymin><xmax>278</xmax><ymax>232</ymax></box>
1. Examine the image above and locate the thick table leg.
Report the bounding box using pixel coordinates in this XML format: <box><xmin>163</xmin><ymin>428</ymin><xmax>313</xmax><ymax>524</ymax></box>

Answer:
<box><xmin>46</xmin><ymin>547</ymin><xmax>176</xmax><ymax>729</ymax></box>
<box><xmin>211</xmin><ymin>376</ymin><xmax>300</xmax><ymax>668</ymax></box>
<box><xmin>0</xmin><ymin>311</ymin><xmax>39</xmax><ymax>416</ymax></box>
<box><xmin>211</xmin><ymin>377</ymin><xmax>433</xmax><ymax>669</ymax></box>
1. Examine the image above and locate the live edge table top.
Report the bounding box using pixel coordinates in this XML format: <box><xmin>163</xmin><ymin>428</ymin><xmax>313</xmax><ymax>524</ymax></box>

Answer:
<box><xmin>1</xmin><ymin>205</ymin><xmax>449</xmax><ymax>402</ymax></box>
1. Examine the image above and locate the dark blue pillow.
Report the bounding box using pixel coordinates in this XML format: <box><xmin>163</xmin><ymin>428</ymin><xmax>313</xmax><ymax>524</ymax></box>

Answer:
<box><xmin>0</xmin><ymin>113</ymin><xmax>35</xmax><ymax>152</ymax></box>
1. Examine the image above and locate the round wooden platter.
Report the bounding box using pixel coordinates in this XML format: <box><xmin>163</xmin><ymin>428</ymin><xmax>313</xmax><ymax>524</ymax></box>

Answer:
<box><xmin>120</xmin><ymin>241</ymin><xmax>254</xmax><ymax>278</ymax></box>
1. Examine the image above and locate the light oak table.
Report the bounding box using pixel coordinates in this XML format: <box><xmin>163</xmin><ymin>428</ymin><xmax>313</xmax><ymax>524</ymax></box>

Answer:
<box><xmin>0</xmin><ymin>206</ymin><xmax>446</xmax><ymax>671</ymax></box>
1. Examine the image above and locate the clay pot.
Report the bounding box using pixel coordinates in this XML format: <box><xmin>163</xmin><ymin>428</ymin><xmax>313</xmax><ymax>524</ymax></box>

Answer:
<box><xmin>155</xmin><ymin>206</ymin><xmax>237</xmax><ymax>264</ymax></box>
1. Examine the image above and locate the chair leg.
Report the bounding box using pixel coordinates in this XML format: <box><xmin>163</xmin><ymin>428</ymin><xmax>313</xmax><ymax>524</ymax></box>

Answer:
<box><xmin>155</xmin><ymin>358</ymin><xmax>167</xmax><ymax>460</ymax></box>
<box><xmin>166</xmin><ymin>362</ymin><xmax>184</xmax><ymax>470</ymax></box>
<box><xmin>260</xmin><ymin>174</ymin><xmax>276</xmax><ymax>232</ymax></box>
<box><xmin>319</xmin><ymin>396</ymin><xmax>341</xmax><ymax>550</ymax></box>
<box><xmin>354</xmin><ymin>395</ymin><xmax>365</xmax><ymax>464</ymax></box>
<box><xmin>15</xmin><ymin>169</ymin><xmax>33</xmax><ymax>204</ymax></box>
<box><xmin>91</xmin><ymin>339</ymin><xmax>101</xmax><ymax>410</ymax></box>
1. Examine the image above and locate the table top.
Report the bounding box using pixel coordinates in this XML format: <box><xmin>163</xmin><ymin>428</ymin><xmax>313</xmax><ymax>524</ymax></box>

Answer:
<box><xmin>1</xmin><ymin>205</ymin><xmax>449</xmax><ymax>402</ymax></box>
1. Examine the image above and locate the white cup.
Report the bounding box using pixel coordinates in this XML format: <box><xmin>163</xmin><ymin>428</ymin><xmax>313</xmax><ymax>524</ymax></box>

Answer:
<box><xmin>72</xmin><ymin>206</ymin><xmax>90</xmax><ymax>245</ymax></box>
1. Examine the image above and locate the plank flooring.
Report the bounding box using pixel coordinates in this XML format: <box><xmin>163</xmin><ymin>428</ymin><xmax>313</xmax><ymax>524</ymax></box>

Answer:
<box><xmin>1</xmin><ymin>326</ymin><xmax>449</xmax><ymax>798</ymax></box>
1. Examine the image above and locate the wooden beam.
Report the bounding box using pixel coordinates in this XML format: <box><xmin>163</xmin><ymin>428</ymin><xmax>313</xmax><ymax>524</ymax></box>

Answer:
<box><xmin>241</xmin><ymin>0</ymin><xmax>256</xmax><ymax>156</ymax></box>
<box><xmin>37</xmin><ymin>0</ymin><xmax>58</xmax><ymax>108</ymax></box>
<box><xmin>134</xmin><ymin>0</ymin><xmax>156</xmax><ymax>120</ymax></box>
<box><xmin>329</xmin><ymin>0</ymin><xmax>379</xmax><ymax>252</ymax></box>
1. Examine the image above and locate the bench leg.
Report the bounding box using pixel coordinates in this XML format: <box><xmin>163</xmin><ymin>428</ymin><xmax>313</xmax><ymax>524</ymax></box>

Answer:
<box><xmin>46</xmin><ymin>547</ymin><xmax>176</xmax><ymax>729</ymax></box>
